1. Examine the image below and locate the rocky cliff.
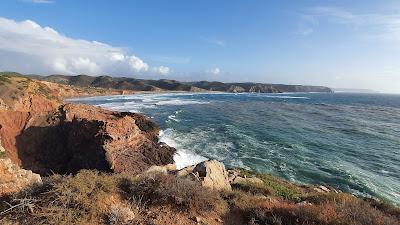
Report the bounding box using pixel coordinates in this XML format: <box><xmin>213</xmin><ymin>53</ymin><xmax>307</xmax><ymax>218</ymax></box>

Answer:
<box><xmin>0</xmin><ymin>74</ymin><xmax>174</xmax><ymax>177</ymax></box>
<box><xmin>0</xmin><ymin>74</ymin><xmax>399</xmax><ymax>225</ymax></box>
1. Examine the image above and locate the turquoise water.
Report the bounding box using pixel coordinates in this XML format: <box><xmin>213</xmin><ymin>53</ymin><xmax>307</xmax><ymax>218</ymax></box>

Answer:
<box><xmin>70</xmin><ymin>92</ymin><xmax>400</xmax><ymax>205</ymax></box>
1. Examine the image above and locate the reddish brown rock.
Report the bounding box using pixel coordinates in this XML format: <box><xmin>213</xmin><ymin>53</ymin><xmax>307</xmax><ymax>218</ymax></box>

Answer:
<box><xmin>178</xmin><ymin>160</ymin><xmax>232</xmax><ymax>191</ymax></box>
<box><xmin>0</xmin><ymin>158</ymin><xmax>42</xmax><ymax>196</ymax></box>
<box><xmin>0</xmin><ymin>76</ymin><xmax>174</xmax><ymax>176</ymax></box>
<box><xmin>10</xmin><ymin>103</ymin><xmax>175</xmax><ymax>175</ymax></box>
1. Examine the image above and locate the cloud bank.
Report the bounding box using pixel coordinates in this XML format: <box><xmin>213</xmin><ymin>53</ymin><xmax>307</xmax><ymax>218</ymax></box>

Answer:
<box><xmin>153</xmin><ymin>66</ymin><xmax>170</xmax><ymax>75</ymax></box>
<box><xmin>0</xmin><ymin>17</ymin><xmax>168</xmax><ymax>76</ymax></box>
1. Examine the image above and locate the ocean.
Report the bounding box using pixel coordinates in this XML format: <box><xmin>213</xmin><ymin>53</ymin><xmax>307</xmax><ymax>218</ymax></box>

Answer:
<box><xmin>69</xmin><ymin>92</ymin><xmax>400</xmax><ymax>205</ymax></box>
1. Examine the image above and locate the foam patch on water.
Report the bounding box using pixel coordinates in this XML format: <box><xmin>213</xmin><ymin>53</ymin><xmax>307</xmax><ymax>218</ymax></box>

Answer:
<box><xmin>159</xmin><ymin>129</ymin><xmax>207</xmax><ymax>169</ymax></box>
<box><xmin>71</xmin><ymin>93</ymin><xmax>211</xmax><ymax>113</ymax></box>
<box><xmin>262</xmin><ymin>95</ymin><xmax>309</xmax><ymax>99</ymax></box>
<box><xmin>155</xmin><ymin>99</ymin><xmax>209</xmax><ymax>106</ymax></box>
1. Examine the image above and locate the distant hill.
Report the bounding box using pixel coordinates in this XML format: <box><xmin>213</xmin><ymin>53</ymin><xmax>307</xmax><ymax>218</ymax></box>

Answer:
<box><xmin>36</xmin><ymin>74</ymin><xmax>333</xmax><ymax>93</ymax></box>
<box><xmin>1</xmin><ymin>72</ymin><xmax>333</xmax><ymax>93</ymax></box>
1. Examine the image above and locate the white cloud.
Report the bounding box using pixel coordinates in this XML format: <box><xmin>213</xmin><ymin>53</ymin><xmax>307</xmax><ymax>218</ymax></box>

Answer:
<box><xmin>201</xmin><ymin>37</ymin><xmax>226</xmax><ymax>46</ymax></box>
<box><xmin>0</xmin><ymin>17</ymin><xmax>159</xmax><ymax>75</ymax></box>
<box><xmin>301</xmin><ymin>6</ymin><xmax>400</xmax><ymax>42</ymax></box>
<box><xmin>153</xmin><ymin>66</ymin><xmax>170</xmax><ymax>75</ymax></box>
<box><xmin>207</xmin><ymin>68</ymin><xmax>220</xmax><ymax>75</ymax></box>
<box><xmin>22</xmin><ymin>0</ymin><xmax>54</xmax><ymax>4</ymax></box>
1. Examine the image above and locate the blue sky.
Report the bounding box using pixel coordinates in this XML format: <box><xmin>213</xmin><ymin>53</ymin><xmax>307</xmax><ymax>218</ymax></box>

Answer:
<box><xmin>0</xmin><ymin>0</ymin><xmax>399</xmax><ymax>92</ymax></box>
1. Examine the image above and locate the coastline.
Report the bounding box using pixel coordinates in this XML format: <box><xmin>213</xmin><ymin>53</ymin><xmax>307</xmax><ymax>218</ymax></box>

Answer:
<box><xmin>0</xmin><ymin>75</ymin><xmax>399</xmax><ymax>224</ymax></box>
<box><xmin>70</xmin><ymin>91</ymin><xmax>400</xmax><ymax>206</ymax></box>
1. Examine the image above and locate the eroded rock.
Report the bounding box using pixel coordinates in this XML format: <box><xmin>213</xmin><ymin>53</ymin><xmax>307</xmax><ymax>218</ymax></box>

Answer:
<box><xmin>145</xmin><ymin>164</ymin><xmax>177</xmax><ymax>174</ymax></box>
<box><xmin>2</xmin><ymin>103</ymin><xmax>175</xmax><ymax>175</ymax></box>
<box><xmin>190</xmin><ymin>160</ymin><xmax>232</xmax><ymax>191</ymax></box>
<box><xmin>0</xmin><ymin>158</ymin><xmax>42</xmax><ymax>196</ymax></box>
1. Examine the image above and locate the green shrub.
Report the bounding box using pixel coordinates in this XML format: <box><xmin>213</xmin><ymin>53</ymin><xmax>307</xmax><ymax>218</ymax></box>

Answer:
<box><xmin>0</xmin><ymin>76</ymin><xmax>11</xmax><ymax>85</ymax></box>
<box><xmin>237</xmin><ymin>169</ymin><xmax>303</xmax><ymax>201</ymax></box>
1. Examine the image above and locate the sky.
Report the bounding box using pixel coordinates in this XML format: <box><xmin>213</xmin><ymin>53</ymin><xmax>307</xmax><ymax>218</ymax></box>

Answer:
<box><xmin>0</xmin><ymin>0</ymin><xmax>400</xmax><ymax>93</ymax></box>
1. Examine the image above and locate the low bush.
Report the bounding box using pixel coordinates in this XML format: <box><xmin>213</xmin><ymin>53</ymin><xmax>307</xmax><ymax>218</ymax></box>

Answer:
<box><xmin>0</xmin><ymin>76</ymin><xmax>11</xmax><ymax>85</ymax></box>
<box><xmin>237</xmin><ymin>169</ymin><xmax>303</xmax><ymax>201</ymax></box>
<box><xmin>119</xmin><ymin>173</ymin><xmax>227</xmax><ymax>214</ymax></box>
<box><xmin>0</xmin><ymin>170</ymin><xmax>122</xmax><ymax>225</ymax></box>
<box><xmin>243</xmin><ymin>195</ymin><xmax>399</xmax><ymax>225</ymax></box>
<box><xmin>105</xmin><ymin>203</ymin><xmax>137</xmax><ymax>225</ymax></box>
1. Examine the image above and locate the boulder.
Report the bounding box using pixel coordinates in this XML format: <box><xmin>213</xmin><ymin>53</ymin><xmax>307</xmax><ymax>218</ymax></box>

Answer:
<box><xmin>0</xmin><ymin>158</ymin><xmax>42</xmax><ymax>196</ymax></box>
<box><xmin>313</xmin><ymin>185</ymin><xmax>331</xmax><ymax>193</ymax></box>
<box><xmin>145</xmin><ymin>164</ymin><xmax>176</xmax><ymax>174</ymax></box>
<box><xmin>176</xmin><ymin>165</ymin><xmax>195</xmax><ymax>177</ymax></box>
<box><xmin>192</xmin><ymin>160</ymin><xmax>231</xmax><ymax>191</ymax></box>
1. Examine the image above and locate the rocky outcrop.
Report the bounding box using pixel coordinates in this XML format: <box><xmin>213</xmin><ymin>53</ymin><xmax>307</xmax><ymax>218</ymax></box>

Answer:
<box><xmin>227</xmin><ymin>169</ymin><xmax>264</xmax><ymax>186</ymax></box>
<box><xmin>0</xmin><ymin>75</ymin><xmax>173</xmax><ymax>176</ymax></box>
<box><xmin>0</xmin><ymin>158</ymin><xmax>42</xmax><ymax>196</ymax></box>
<box><xmin>12</xmin><ymin>103</ymin><xmax>175</xmax><ymax>175</ymax></box>
<box><xmin>177</xmin><ymin>160</ymin><xmax>231</xmax><ymax>191</ymax></box>
<box><xmin>226</xmin><ymin>85</ymin><xmax>245</xmax><ymax>93</ymax></box>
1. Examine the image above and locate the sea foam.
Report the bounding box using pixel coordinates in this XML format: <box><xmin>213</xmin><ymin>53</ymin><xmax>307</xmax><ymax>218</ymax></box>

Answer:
<box><xmin>159</xmin><ymin>129</ymin><xmax>207</xmax><ymax>169</ymax></box>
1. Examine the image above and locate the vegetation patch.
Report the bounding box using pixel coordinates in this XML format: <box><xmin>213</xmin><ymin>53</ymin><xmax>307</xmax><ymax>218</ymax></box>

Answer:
<box><xmin>0</xmin><ymin>170</ymin><xmax>123</xmax><ymax>225</ymax></box>
<box><xmin>243</xmin><ymin>196</ymin><xmax>399</xmax><ymax>225</ymax></box>
<box><xmin>0</xmin><ymin>76</ymin><xmax>11</xmax><ymax>86</ymax></box>
<box><xmin>119</xmin><ymin>173</ymin><xmax>227</xmax><ymax>214</ymax></box>
<box><xmin>0</xmin><ymin>170</ymin><xmax>398</xmax><ymax>225</ymax></box>
<box><xmin>237</xmin><ymin>168</ymin><xmax>303</xmax><ymax>201</ymax></box>
<box><xmin>0</xmin><ymin>171</ymin><xmax>227</xmax><ymax>224</ymax></box>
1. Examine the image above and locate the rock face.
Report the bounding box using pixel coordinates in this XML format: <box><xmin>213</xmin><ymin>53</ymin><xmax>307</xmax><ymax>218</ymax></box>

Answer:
<box><xmin>0</xmin><ymin>158</ymin><xmax>42</xmax><ymax>196</ymax></box>
<box><xmin>178</xmin><ymin>160</ymin><xmax>231</xmax><ymax>191</ymax></box>
<box><xmin>12</xmin><ymin>104</ymin><xmax>175</xmax><ymax>175</ymax></box>
<box><xmin>226</xmin><ymin>85</ymin><xmax>246</xmax><ymax>93</ymax></box>
<box><xmin>0</xmin><ymin>75</ymin><xmax>175</xmax><ymax>176</ymax></box>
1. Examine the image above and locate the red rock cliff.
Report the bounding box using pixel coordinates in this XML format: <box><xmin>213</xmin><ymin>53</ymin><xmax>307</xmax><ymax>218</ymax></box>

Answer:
<box><xmin>0</xmin><ymin>75</ymin><xmax>175</xmax><ymax>176</ymax></box>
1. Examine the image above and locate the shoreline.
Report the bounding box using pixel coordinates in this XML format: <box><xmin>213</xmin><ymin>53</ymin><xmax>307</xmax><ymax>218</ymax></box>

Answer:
<box><xmin>69</xmin><ymin>91</ymin><xmax>399</xmax><ymax>206</ymax></box>
<box><xmin>1</xmin><ymin>75</ymin><xmax>399</xmax><ymax>224</ymax></box>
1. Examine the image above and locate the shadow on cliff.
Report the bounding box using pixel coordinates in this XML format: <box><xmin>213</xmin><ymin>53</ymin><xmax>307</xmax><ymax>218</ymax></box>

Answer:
<box><xmin>15</xmin><ymin>118</ymin><xmax>112</xmax><ymax>176</ymax></box>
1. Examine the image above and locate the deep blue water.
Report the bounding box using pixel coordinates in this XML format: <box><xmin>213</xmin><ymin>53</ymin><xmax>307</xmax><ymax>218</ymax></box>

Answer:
<box><xmin>69</xmin><ymin>92</ymin><xmax>400</xmax><ymax>205</ymax></box>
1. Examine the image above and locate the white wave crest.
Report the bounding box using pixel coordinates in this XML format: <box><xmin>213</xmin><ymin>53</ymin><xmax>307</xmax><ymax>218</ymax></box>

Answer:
<box><xmin>159</xmin><ymin>129</ymin><xmax>207</xmax><ymax>169</ymax></box>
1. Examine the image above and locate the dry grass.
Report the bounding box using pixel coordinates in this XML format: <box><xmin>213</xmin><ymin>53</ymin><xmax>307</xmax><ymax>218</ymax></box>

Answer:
<box><xmin>0</xmin><ymin>170</ymin><xmax>227</xmax><ymax>224</ymax></box>
<box><xmin>104</xmin><ymin>203</ymin><xmax>137</xmax><ymax>225</ymax></box>
<box><xmin>240</xmin><ymin>192</ymin><xmax>399</xmax><ymax>225</ymax></box>
<box><xmin>119</xmin><ymin>172</ymin><xmax>228</xmax><ymax>214</ymax></box>
<box><xmin>0</xmin><ymin>170</ymin><xmax>125</xmax><ymax>225</ymax></box>
<box><xmin>0</xmin><ymin>170</ymin><xmax>398</xmax><ymax>225</ymax></box>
